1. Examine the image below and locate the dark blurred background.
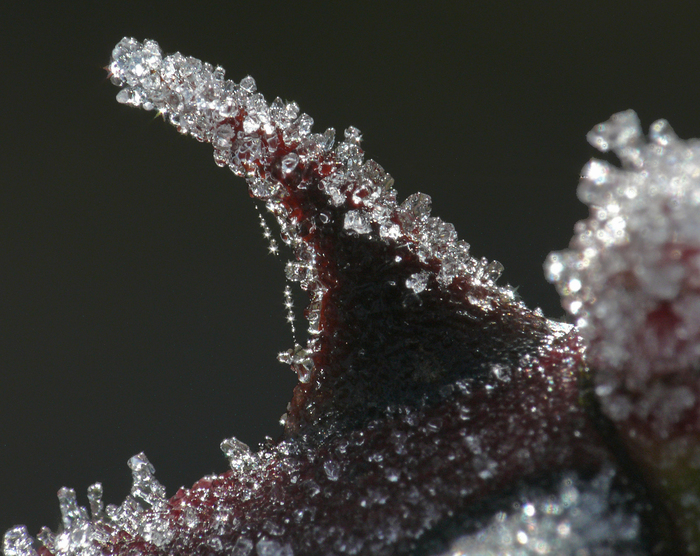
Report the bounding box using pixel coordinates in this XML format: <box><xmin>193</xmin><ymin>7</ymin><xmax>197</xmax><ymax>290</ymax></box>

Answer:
<box><xmin>3</xmin><ymin>0</ymin><xmax>700</xmax><ymax>536</ymax></box>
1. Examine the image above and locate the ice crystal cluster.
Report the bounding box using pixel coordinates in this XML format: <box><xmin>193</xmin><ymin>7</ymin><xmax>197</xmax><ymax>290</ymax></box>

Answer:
<box><xmin>3</xmin><ymin>454</ymin><xmax>171</xmax><ymax>556</ymax></box>
<box><xmin>546</xmin><ymin>110</ymin><xmax>700</xmax><ymax>389</ymax></box>
<box><xmin>4</xmin><ymin>38</ymin><xmax>700</xmax><ymax>556</ymax></box>
<box><xmin>435</xmin><ymin>466</ymin><xmax>642</xmax><ymax>556</ymax></box>
<box><xmin>545</xmin><ymin>109</ymin><xmax>700</xmax><ymax>432</ymax></box>
<box><xmin>546</xmin><ymin>109</ymin><xmax>700</xmax><ymax>552</ymax></box>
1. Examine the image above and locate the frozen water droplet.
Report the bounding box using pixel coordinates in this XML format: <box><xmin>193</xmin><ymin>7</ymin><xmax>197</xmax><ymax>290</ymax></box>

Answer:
<box><xmin>116</xmin><ymin>88</ymin><xmax>134</xmax><ymax>105</ymax></box>
<box><xmin>262</xmin><ymin>520</ymin><xmax>285</xmax><ymax>536</ymax></box>
<box><xmin>405</xmin><ymin>270</ymin><xmax>430</xmax><ymax>293</ymax></box>
<box><xmin>344</xmin><ymin>126</ymin><xmax>362</xmax><ymax>144</ymax></box>
<box><xmin>181</xmin><ymin>506</ymin><xmax>199</xmax><ymax>529</ymax></box>
<box><xmin>87</xmin><ymin>483</ymin><xmax>104</xmax><ymax>520</ymax></box>
<box><xmin>249</xmin><ymin>177</ymin><xmax>276</xmax><ymax>200</ymax></box>
<box><xmin>256</xmin><ymin>538</ymin><xmax>294</xmax><ymax>556</ymax></box>
<box><xmin>343</xmin><ymin>210</ymin><xmax>372</xmax><ymax>235</ymax></box>
<box><xmin>128</xmin><ymin>453</ymin><xmax>166</xmax><ymax>508</ymax></box>
<box><xmin>323</xmin><ymin>459</ymin><xmax>340</xmax><ymax>481</ymax></box>
<box><xmin>278</xmin><ymin>344</ymin><xmax>315</xmax><ymax>383</ymax></box>
<box><xmin>214</xmin><ymin>124</ymin><xmax>234</xmax><ymax>149</ymax></box>
<box><xmin>285</xmin><ymin>261</ymin><xmax>309</xmax><ymax>283</ymax></box>
<box><xmin>320</xmin><ymin>128</ymin><xmax>335</xmax><ymax>151</ymax></box>
<box><xmin>398</xmin><ymin>192</ymin><xmax>432</xmax><ymax>229</ymax></box>
<box><xmin>57</xmin><ymin>487</ymin><xmax>88</xmax><ymax>529</ymax></box>
<box><xmin>649</xmin><ymin>118</ymin><xmax>678</xmax><ymax>146</ymax></box>
<box><xmin>296</xmin><ymin>114</ymin><xmax>314</xmax><ymax>137</ymax></box>
<box><xmin>482</xmin><ymin>260</ymin><xmax>503</xmax><ymax>284</ymax></box>
<box><xmin>138</xmin><ymin>514</ymin><xmax>173</xmax><ymax>547</ymax></box>
<box><xmin>243</xmin><ymin>115</ymin><xmax>260</xmax><ymax>134</ymax></box>
<box><xmin>490</xmin><ymin>363</ymin><xmax>511</xmax><ymax>382</ymax></box>
<box><xmin>586</xmin><ymin>109</ymin><xmax>642</xmax><ymax>155</ymax></box>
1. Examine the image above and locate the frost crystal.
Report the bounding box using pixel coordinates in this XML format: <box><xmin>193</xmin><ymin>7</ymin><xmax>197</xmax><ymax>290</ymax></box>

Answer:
<box><xmin>220</xmin><ymin>437</ymin><xmax>257</xmax><ymax>471</ymax></box>
<box><xmin>342</xmin><ymin>210</ymin><xmax>372</xmax><ymax>235</ymax></box>
<box><xmin>2</xmin><ymin>527</ymin><xmax>37</xmax><ymax>556</ymax></box>
<box><xmin>545</xmin><ymin>110</ymin><xmax>700</xmax><ymax>404</ymax></box>
<box><xmin>406</xmin><ymin>269</ymin><xmax>430</xmax><ymax>293</ymax></box>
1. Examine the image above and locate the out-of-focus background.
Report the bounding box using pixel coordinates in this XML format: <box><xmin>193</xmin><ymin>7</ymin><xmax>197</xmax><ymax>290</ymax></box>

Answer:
<box><xmin>3</xmin><ymin>1</ymin><xmax>700</xmax><ymax>535</ymax></box>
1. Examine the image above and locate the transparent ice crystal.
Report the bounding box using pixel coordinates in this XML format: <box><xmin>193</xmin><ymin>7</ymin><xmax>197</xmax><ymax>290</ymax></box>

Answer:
<box><xmin>406</xmin><ymin>269</ymin><xmax>431</xmax><ymax>293</ymax></box>
<box><xmin>546</xmin><ymin>110</ymin><xmax>700</xmax><ymax>552</ymax></box>
<box><xmin>546</xmin><ymin>110</ymin><xmax>700</xmax><ymax>402</ymax></box>
<box><xmin>435</xmin><ymin>466</ymin><xmax>643</xmax><ymax>556</ymax></box>
<box><xmin>3</xmin><ymin>527</ymin><xmax>36</xmax><ymax>556</ymax></box>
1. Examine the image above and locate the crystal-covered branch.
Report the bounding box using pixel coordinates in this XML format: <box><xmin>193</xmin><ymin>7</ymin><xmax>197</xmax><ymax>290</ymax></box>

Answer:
<box><xmin>109</xmin><ymin>37</ymin><xmax>518</xmax><ymax>434</ymax></box>
<box><xmin>6</xmin><ymin>39</ymin><xmax>696</xmax><ymax>556</ymax></box>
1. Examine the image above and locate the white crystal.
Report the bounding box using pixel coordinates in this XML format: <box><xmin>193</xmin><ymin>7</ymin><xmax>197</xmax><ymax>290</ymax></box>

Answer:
<box><xmin>481</xmin><ymin>260</ymin><xmax>503</xmax><ymax>284</ymax></box>
<box><xmin>138</xmin><ymin>515</ymin><xmax>173</xmax><ymax>547</ymax></box>
<box><xmin>586</xmin><ymin>109</ymin><xmax>643</xmax><ymax>156</ymax></box>
<box><xmin>278</xmin><ymin>344</ymin><xmax>315</xmax><ymax>383</ymax></box>
<box><xmin>2</xmin><ymin>527</ymin><xmax>37</xmax><ymax>556</ymax></box>
<box><xmin>239</xmin><ymin>75</ymin><xmax>256</xmax><ymax>93</ymax></box>
<box><xmin>344</xmin><ymin>126</ymin><xmax>362</xmax><ymax>144</ymax></box>
<box><xmin>57</xmin><ymin>487</ymin><xmax>88</xmax><ymax>529</ymax></box>
<box><xmin>343</xmin><ymin>210</ymin><xmax>372</xmax><ymax>235</ymax></box>
<box><xmin>405</xmin><ymin>270</ymin><xmax>430</xmax><ymax>293</ymax></box>
<box><xmin>255</xmin><ymin>538</ymin><xmax>293</xmax><ymax>556</ymax></box>
<box><xmin>220</xmin><ymin>437</ymin><xmax>257</xmax><ymax>471</ymax></box>
<box><xmin>86</xmin><ymin>483</ymin><xmax>104</xmax><ymax>520</ymax></box>
<box><xmin>232</xmin><ymin>537</ymin><xmax>254</xmax><ymax>556</ymax></box>
<box><xmin>128</xmin><ymin>453</ymin><xmax>166</xmax><ymax>508</ymax></box>
<box><xmin>398</xmin><ymin>192</ymin><xmax>431</xmax><ymax>228</ymax></box>
<box><xmin>2</xmin><ymin>451</ymin><xmax>178</xmax><ymax>556</ymax></box>
<box><xmin>280</xmin><ymin>153</ymin><xmax>299</xmax><ymax>174</ymax></box>
<box><xmin>248</xmin><ymin>177</ymin><xmax>278</xmax><ymax>199</ymax></box>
